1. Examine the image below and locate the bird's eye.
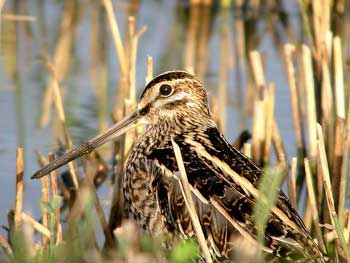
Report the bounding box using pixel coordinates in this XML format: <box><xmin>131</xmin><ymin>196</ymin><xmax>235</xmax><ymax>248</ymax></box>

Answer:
<box><xmin>159</xmin><ymin>84</ymin><xmax>173</xmax><ymax>97</ymax></box>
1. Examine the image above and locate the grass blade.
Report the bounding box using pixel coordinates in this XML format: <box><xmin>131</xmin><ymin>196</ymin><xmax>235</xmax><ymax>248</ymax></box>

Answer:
<box><xmin>171</xmin><ymin>138</ymin><xmax>213</xmax><ymax>263</ymax></box>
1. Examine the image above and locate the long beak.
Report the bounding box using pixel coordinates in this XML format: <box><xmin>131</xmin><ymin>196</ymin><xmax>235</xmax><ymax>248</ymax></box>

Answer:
<box><xmin>31</xmin><ymin>110</ymin><xmax>141</xmax><ymax>179</ymax></box>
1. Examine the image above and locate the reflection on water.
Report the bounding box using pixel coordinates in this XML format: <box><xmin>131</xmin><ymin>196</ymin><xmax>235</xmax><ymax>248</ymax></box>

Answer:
<box><xmin>0</xmin><ymin>0</ymin><xmax>348</xmax><ymax>238</ymax></box>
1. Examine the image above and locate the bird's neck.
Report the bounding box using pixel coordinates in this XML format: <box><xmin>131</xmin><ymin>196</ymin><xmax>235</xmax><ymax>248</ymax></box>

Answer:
<box><xmin>135</xmin><ymin>113</ymin><xmax>215</xmax><ymax>154</ymax></box>
<box><xmin>158</xmin><ymin>108</ymin><xmax>214</xmax><ymax>130</ymax></box>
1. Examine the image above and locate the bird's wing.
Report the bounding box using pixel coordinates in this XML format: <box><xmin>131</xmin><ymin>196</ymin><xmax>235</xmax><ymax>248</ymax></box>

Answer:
<box><xmin>148</xmin><ymin>127</ymin><xmax>324</xmax><ymax>262</ymax></box>
<box><xmin>155</xmin><ymin>172</ymin><xmax>234</xmax><ymax>260</ymax></box>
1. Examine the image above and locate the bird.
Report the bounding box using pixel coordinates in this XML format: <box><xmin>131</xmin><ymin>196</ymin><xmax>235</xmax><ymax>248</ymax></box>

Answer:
<box><xmin>32</xmin><ymin>71</ymin><xmax>326</xmax><ymax>262</ymax></box>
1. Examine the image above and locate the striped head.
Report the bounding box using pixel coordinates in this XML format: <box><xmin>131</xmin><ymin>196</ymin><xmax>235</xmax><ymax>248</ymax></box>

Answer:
<box><xmin>137</xmin><ymin>71</ymin><xmax>210</xmax><ymax>124</ymax></box>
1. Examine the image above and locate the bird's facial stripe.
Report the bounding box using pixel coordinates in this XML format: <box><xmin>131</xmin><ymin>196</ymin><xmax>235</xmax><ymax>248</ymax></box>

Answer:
<box><xmin>141</xmin><ymin>70</ymin><xmax>194</xmax><ymax>99</ymax></box>
<box><xmin>184</xmin><ymin>138</ymin><xmax>302</xmax><ymax>233</ymax></box>
<box><xmin>139</xmin><ymin>103</ymin><xmax>151</xmax><ymax>116</ymax></box>
<box><xmin>138</xmin><ymin>90</ymin><xmax>194</xmax><ymax>114</ymax></box>
<box><xmin>154</xmin><ymin>91</ymin><xmax>193</xmax><ymax>108</ymax></box>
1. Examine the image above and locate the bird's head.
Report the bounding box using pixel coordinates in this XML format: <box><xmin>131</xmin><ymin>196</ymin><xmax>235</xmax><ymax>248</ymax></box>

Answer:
<box><xmin>31</xmin><ymin>71</ymin><xmax>211</xmax><ymax>179</ymax></box>
<box><xmin>137</xmin><ymin>71</ymin><xmax>210</xmax><ymax>124</ymax></box>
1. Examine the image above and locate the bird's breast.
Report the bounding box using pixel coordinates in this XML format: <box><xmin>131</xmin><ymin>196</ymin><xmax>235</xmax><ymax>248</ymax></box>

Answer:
<box><xmin>122</xmin><ymin>133</ymin><xmax>172</xmax><ymax>235</ymax></box>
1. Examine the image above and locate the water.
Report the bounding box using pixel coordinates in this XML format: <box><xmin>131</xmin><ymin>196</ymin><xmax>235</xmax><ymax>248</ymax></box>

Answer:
<box><xmin>0</xmin><ymin>0</ymin><xmax>302</xmax><ymax>238</ymax></box>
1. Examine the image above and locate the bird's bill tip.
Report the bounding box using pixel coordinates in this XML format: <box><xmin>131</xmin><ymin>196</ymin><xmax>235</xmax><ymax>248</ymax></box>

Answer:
<box><xmin>31</xmin><ymin>142</ymin><xmax>93</xmax><ymax>180</ymax></box>
<box><xmin>31</xmin><ymin>172</ymin><xmax>42</xmax><ymax>179</ymax></box>
<box><xmin>31</xmin><ymin>109</ymin><xmax>141</xmax><ymax>179</ymax></box>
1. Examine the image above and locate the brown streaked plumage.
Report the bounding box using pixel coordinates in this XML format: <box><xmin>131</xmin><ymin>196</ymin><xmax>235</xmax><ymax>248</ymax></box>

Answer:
<box><xmin>32</xmin><ymin>71</ymin><xmax>326</xmax><ymax>262</ymax></box>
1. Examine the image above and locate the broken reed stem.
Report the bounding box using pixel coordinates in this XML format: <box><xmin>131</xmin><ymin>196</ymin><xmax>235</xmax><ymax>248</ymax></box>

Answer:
<box><xmin>124</xmin><ymin>21</ymin><xmax>146</xmax><ymax>154</ymax></box>
<box><xmin>22</xmin><ymin>212</ymin><xmax>51</xmax><ymax>239</ymax></box>
<box><xmin>41</xmin><ymin>175</ymin><xmax>50</xmax><ymax>245</ymax></box>
<box><xmin>49</xmin><ymin>153</ymin><xmax>62</xmax><ymax>244</ymax></box>
<box><xmin>283</xmin><ymin>44</ymin><xmax>305</xmax><ymax>154</ymax></box>
<box><xmin>333</xmin><ymin>36</ymin><xmax>345</xmax><ymax>119</ymax></box>
<box><xmin>14</xmin><ymin>147</ymin><xmax>24</xmax><ymax>228</ymax></box>
<box><xmin>304</xmin><ymin>158</ymin><xmax>326</xmax><ymax>252</ymax></box>
<box><xmin>321</xmin><ymin>43</ymin><xmax>334</xmax><ymax>161</ymax></box>
<box><xmin>249</xmin><ymin>50</ymin><xmax>265</xmax><ymax>96</ymax></box>
<box><xmin>317</xmin><ymin>124</ymin><xmax>350</xmax><ymax>260</ymax></box>
<box><xmin>311</xmin><ymin>0</ymin><xmax>331</xmax><ymax>57</ymax></box>
<box><xmin>288</xmin><ymin>157</ymin><xmax>297</xmax><ymax>209</ymax></box>
<box><xmin>249</xmin><ymin>50</ymin><xmax>284</xmax><ymax>166</ymax></box>
<box><xmin>302</xmin><ymin>44</ymin><xmax>317</xmax><ymax>160</ymax></box>
<box><xmin>263</xmin><ymin>82</ymin><xmax>275</xmax><ymax>164</ymax></box>
<box><xmin>102</xmin><ymin>0</ymin><xmax>127</xmax><ymax>75</ymax></box>
<box><xmin>332</xmin><ymin>36</ymin><xmax>345</xmax><ymax>212</ymax></box>
<box><xmin>312</xmin><ymin>0</ymin><xmax>321</xmax><ymax>49</ymax></box>
<box><xmin>145</xmin><ymin>55</ymin><xmax>153</xmax><ymax>84</ymax></box>
<box><xmin>47</xmin><ymin>62</ymin><xmax>79</xmax><ymax>189</ymax></box>
<box><xmin>171</xmin><ymin>139</ymin><xmax>213</xmax><ymax>263</ymax></box>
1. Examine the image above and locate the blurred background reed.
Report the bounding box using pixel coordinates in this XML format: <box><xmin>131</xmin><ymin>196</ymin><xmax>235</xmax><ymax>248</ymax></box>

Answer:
<box><xmin>0</xmin><ymin>0</ymin><xmax>349</xmax><ymax>262</ymax></box>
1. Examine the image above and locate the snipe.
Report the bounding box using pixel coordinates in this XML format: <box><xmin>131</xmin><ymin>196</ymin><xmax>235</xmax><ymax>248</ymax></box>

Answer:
<box><xmin>32</xmin><ymin>71</ymin><xmax>326</xmax><ymax>262</ymax></box>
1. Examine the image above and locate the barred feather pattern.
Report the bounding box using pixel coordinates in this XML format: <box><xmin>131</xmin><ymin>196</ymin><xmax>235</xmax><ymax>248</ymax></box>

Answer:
<box><xmin>123</xmin><ymin>114</ymin><xmax>326</xmax><ymax>262</ymax></box>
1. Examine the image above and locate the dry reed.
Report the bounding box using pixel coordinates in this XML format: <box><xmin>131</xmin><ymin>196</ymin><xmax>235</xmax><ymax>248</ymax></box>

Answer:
<box><xmin>283</xmin><ymin>44</ymin><xmax>305</xmax><ymax>160</ymax></box>
<box><xmin>287</xmin><ymin>157</ymin><xmax>297</xmax><ymax>209</ymax></box>
<box><xmin>102</xmin><ymin>0</ymin><xmax>127</xmax><ymax>75</ymax></box>
<box><xmin>40</xmin><ymin>174</ymin><xmax>50</xmax><ymax>246</ymax></box>
<box><xmin>171</xmin><ymin>139</ymin><xmax>213</xmax><ymax>263</ymax></box>
<box><xmin>304</xmin><ymin>158</ymin><xmax>326</xmax><ymax>252</ymax></box>
<box><xmin>46</xmin><ymin>62</ymin><xmax>79</xmax><ymax>189</ymax></box>
<box><xmin>21</xmin><ymin>212</ymin><xmax>51</xmax><ymax>239</ymax></box>
<box><xmin>14</xmin><ymin>148</ymin><xmax>23</xmax><ymax>228</ymax></box>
